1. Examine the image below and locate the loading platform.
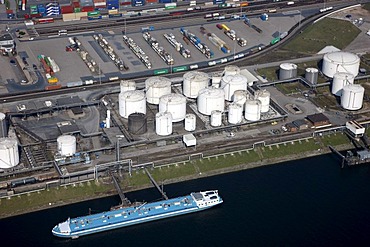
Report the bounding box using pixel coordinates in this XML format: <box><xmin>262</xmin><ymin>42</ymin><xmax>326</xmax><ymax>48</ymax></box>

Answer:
<box><xmin>144</xmin><ymin>168</ymin><xmax>168</xmax><ymax>200</ymax></box>
<box><xmin>110</xmin><ymin>171</ymin><xmax>131</xmax><ymax>207</ymax></box>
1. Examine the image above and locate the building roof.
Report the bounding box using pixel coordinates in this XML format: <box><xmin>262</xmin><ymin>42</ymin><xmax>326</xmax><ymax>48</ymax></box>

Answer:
<box><xmin>292</xmin><ymin>119</ymin><xmax>308</xmax><ymax>127</ymax></box>
<box><xmin>306</xmin><ymin>113</ymin><xmax>329</xmax><ymax>123</ymax></box>
<box><xmin>0</xmin><ymin>33</ymin><xmax>13</xmax><ymax>42</ymax></box>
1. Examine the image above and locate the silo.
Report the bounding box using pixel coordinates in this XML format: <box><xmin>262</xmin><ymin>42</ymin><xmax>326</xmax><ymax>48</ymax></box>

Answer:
<box><xmin>341</xmin><ymin>84</ymin><xmax>364</xmax><ymax>110</ymax></box>
<box><xmin>254</xmin><ymin>90</ymin><xmax>270</xmax><ymax>113</ymax></box>
<box><xmin>119</xmin><ymin>90</ymin><xmax>146</xmax><ymax>118</ymax></box>
<box><xmin>223</xmin><ymin>65</ymin><xmax>240</xmax><ymax>76</ymax></box>
<box><xmin>197</xmin><ymin>88</ymin><xmax>225</xmax><ymax>115</ymax></box>
<box><xmin>159</xmin><ymin>93</ymin><xmax>187</xmax><ymax>122</ymax></box>
<box><xmin>145</xmin><ymin>76</ymin><xmax>172</xmax><ymax>105</ymax></box>
<box><xmin>331</xmin><ymin>72</ymin><xmax>355</xmax><ymax>96</ymax></box>
<box><xmin>0</xmin><ymin>138</ymin><xmax>19</xmax><ymax>169</ymax></box>
<box><xmin>305</xmin><ymin>68</ymin><xmax>319</xmax><ymax>85</ymax></box>
<box><xmin>0</xmin><ymin>112</ymin><xmax>8</xmax><ymax>138</ymax></box>
<box><xmin>120</xmin><ymin>80</ymin><xmax>136</xmax><ymax>93</ymax></box>
<box><xmin>228</xmin><ymin>103</ymin><xmax>243</xmax><ymax>124</ymax></box>
<box><xmin>128</xmin><ymin>113</ymin><xmax>147</xmax><ymax>134</ymax></box>
<box><xmin>57</xmin><ymin>135</ymin><xmax>76</xmax><ymax>157</ymax></box>
<box><xmin>322</xmin><ymin>51</ymin><xmax>360</xmax><ymax>78</ymax></box>
<box><xmin>279</xmin><ymin>63</ymin><xmax>297</xmax><ymax>80</ymax></box>
<box><xmin>184</xmin><ymin>114</ymin><xmax>196</xmax><ymax>131</ymax></box>
<box><xmin>233</xmin><ymin>90</ymin><xmax>249</xmax><ymax>107</ymax></box>
<box><xmin>155</xmin><ymin>112</ymin><xmax>173</xmax><ymax>136</ymax></box>
<box><xmin>210</xmin><ymin>110</ymin><xmax>222</xmax><ymax>127</ymax></box>
<box><xmin>221</xmin><ymin>74</ymin><xmax>248</xmax><ymax>101</ymax></box>
<box><xmin>183</xmin><ymin>71</ymin><xmax>209</xmax><ymax>98</ymax></box>
<box><xmin>245</xmin><ymin>100</ymin><xmax>261</xmax><ymax>121</ymax></box>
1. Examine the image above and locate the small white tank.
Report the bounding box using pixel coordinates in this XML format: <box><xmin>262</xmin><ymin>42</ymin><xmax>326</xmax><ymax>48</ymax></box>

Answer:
<box><xmin>233</xmin><ymin>90</ymin><xmax>249</xmax><ymax>107</ymax></box>
<box><xmin>245</xmin><ymin>100</ymin><xmax>261</xmax><ymax>121</ymax></box>
<box><xmin>119</xmin><ymin>90</ymin><xmax>146</xmax><ymax>118</ymax></box>
<box><xmin>331</xmin><ymin>72</ymin><xmax>355</xmax><ymax>96</ymax></box>
<box><xmin>184</xmin><ymin>113</ymin><xmax>196</xmax><ymax>131</ymax></box>
<box><xmin>254</xmin><ymin>90</ymin><xmax>271</xmax><ymax>113</ymax></box>
<box><xmin>198</xmin><ymin>88</ymin><xmax>225</xmax><ymax>115</ymax></box>
<box><xmin>0</xmin><ymin>112</ymin><xmax>7</xmax><ymax>138</ymax></box>
<box><xmin>305</xmin><ymin>68</ymin><xmax>319</xmax><ymax>84</ymax></box>
<box><xmin>57</xmin><ymin>135</ymin><xmax>76</xmax><ymax>157</ymax></box>
<box><xmin>159</xmin><ymin>93</ymin><xmax>187</xmax><ymax>122</ymax></box>
<box><xmin>120</xmin><ymin>80</ymin><xmax>136</xmax><ymax>93</ymax></box>
<box><xmin>145</xmin><ymin>77</ymin><xmax>172</xmax><ymax>105</ymax></box>
<box><xmin>228</xmin><ymin>103</ymin><xmax>243</xmax><ymax>124</ymax></box>
<box><xmin>279</xmin><ymin>63</ymin><xmax>297</xmax><ymax>80</ymax></box>
<box><xmin>0</xmin><ymin>138</ymin><xmax>19</xmax><ymax>169</ymax></box>
<box><xmin>341</xmin><ymin>84</ymin><xmax>364</xmax><ymax>110</ymax></box>
<box><xmin>223</xmin><ymin>65</ymin><xmax>240</xmax><ymax>76</ymax></box>
<box><xmin>183</xmin><ymin>71</ymin><xmax>209</xmax><ymax>98</ymax></box>
<box><xmin>155</xmin><ymin>112</ymin><xmax>173</xmax><ymax>136</ymax></box>
<box><xmin>210</xmin><ymin>110</ymin><xmax>222</xmax><ymax>127</ymax></box>
<box><xmin>221</xmin><ymin>74</ymin><xmax>248</xmax><ymax>101</ymax></box>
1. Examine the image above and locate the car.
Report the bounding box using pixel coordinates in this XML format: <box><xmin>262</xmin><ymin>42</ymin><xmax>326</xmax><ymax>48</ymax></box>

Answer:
<box><xmin>28</xmin><ymin>37</ymin><xmax>34</xmax><ymax>41</ymax></box>
<box><xmin>10</xmin><ymin>60</ymin><xmax>16</xmax><ymax>66</ymax></box>
<box><xmin>33</xmin><ymin>64</ymin><xmax>37</xmax><ymax>70</ymax></box>
<box><xmin>345</xmin><ymin>14</ymin><xmax>352</xmax><ymax>19</ymax></box>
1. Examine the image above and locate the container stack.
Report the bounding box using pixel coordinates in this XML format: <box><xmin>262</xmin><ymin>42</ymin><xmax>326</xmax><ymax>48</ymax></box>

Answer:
<box><xmin>131</xmin><ymin>0</ymin><xmax>144</xmax><ymax>6</ymax></box>
<box><xmin>94</xmin><ymin>0</ymin><xmax>106</xmax><ymax>9</ymax></box>
<box><xmin>120</xmin><ymin>0</ymin><xmax>131</xmax><ymax>7</ymax></box>
<box><xmin>107</xmin><ymin>0</ymin><xmax>119</xmax><ymax>9</ymax></box>
<box><xmin>45</xmin><ymin>3</ymin><xmax>60</xmax><ymax>16</ymax></box>
<box><xmin>37</xmin><ymin>4</ymin><xmax>46</xmax><ymax>16</ymax></box>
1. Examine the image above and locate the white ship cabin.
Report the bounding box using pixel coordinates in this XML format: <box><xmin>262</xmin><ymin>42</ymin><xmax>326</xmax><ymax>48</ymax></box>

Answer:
<box><xmin>191</xmin><ymin>190</ymin><xmax>222</xmax><ymax>208</ymax></box>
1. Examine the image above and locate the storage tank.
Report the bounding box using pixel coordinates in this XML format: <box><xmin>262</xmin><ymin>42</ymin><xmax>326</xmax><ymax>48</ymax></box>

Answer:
<box><xmin>322</xmin><ymin>51</ymin><xmax>360</xmax><ymax>78</ymax></box>
<box><xmin>223</xmin><ymin>65</ymin><xmax>240</xmax><ymax>76</ymax></box>
<box><xmin>0</xmin><ymin>138</ymin><xmax>19</xmax><ymax>169</ymax></box>
<box><xmin>119</xmin><ymin>90</ymin><xmax>146</xmax><ymax>118</ymax></box>
<box><xmin>341</xmin><ymin>84</ymin><xmax>364</xmax><ymax>110</ymax></box>
<box><xmin>159</xmin><ymin>93</ymin><xmax>187</xmax><ymax>122</ymax></box>
<box><xmin>233</xmin><ymin>90</ymin><xmax>249</xmax><ymax>107</ymax></box>
<box><xmin>120</xmin><ymin>80</ymin><xmax>136</xmax><ymax>93</ymax></box>
<box><xmin>221</xmin><ymin>74</ymin><xmax>248</xmax><ymax>101</ymax></box>
<box><xmin>183</xmin><ymin>71</ymin><xmax>209</xmax><ymax>98</ymax></box>
<box><xmin>331</xmin><ymin>72</ymin><xmax>355</xmax><ymax>96</ymax></box>
<box><xmin>228</xmin><ymin>103</ymin><xmax>243</xmax><ymax>124</ymax></box>
<box><xmin>184</xmin><ymin>113</ymin><xmax>196</xmax><ymax>131</ymax></box>
<box><xmin>155</xmin><ymin>112</ymin><xmax>173</xmax><ymax>136</ymax></box>
<box><xmin>245</xmin><ymin>100</ymin><xmax>261</xmax><ymax>121</ymax></box>
<box><xmin>211</xmin><ymin>71</ymin><xmax>223</xmax><ymax>88</ymax></box>
<box><xmin>128</xmin><ymin>113</ymin><xmax>147</xmax><ymax>134</ymax></box>
<box><xmin>57</xmin><ymin>135</ymin><xmax>76</xmax><ymax>156</ymax></box>
<box><xmin>279</xmin><ymin>63</ymin><xmax>297</xmax><ymax>80</ymax></box>
<box><xmin>0</xmin><ymin>112</ymin><xmax>8</xmax><ymax>138</ymax></box>
<box><xmin>254</xmin><ymin>90</ymin><xmax>270</xmax><ymax>113</ymax></box>
<box><xmin>197</xmin><ymin>88</ymin><xmax>225</xmax><ymax>115</ymax></box>
<box><xmin>145</xmin><ymin>76</ymin><xmax>172</xmax><ymax>104</ymax></box>
<box><xmin>305</xmin><ymin>68</ymin><xmax>319</xmax><ymax>85</ymax></box>
<box><xmin>210</xmin><ymin>110</ymin><xmax>222</xmax><ymax>127</ymax></box>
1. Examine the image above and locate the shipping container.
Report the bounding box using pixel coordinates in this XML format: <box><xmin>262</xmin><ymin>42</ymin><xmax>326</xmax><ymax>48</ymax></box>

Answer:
<box><xmin>159</xmin><ymin>0</ymin><xmax>172</xmax><ymax>3</ymax></box>
<box><xmin>172</xmin><ymin>65</ymin><xmax>188</xmax><ymax>72</ymax></box>
<box><xmin>131</xmin><ymin>0</ymin><xmax>144</xmax><ymax>6</ymax></box>
<box><xmin>61</xmin><ymin>5</ymin><xmax>74</xmax><ymax>14</ymax></box>
<box><xmin>87</xmin><ymin>10</ymin><xmax>100</xmax><ymax>16</ymax></box>
<box><xmin>154</xmin><ymin>68</ymin><xmax>169</xmax><ymax>75</ymax></box>
<box><xmin>38</xmin><ymin>17</ymin><xmax>54</xmax><ymax>24</ymax></box>
<box><xmin>109</xmin><ymin>13</ymin><xmax>122</xmax><ymax>18</ymax></box>
<box><xmin>108</xmin><ymin>9</ymin><xmax>118</xmax><ymax>14</ymax></box>
<box><xmin>87</xmin><ymin>15</ymin><xmax>102</xmax><ymax>20</ymax></box>
<box><xmin>72</xmin><ymin>1</ymin><xmax>80</xmax><ymax>8</ymax></box>
<box><xmin>213</xmin><ymin>0</ymin><xmax>225</xmax><ymax>5</ymax></box>
<box><xmin>164</xmin><ymin>2</ymin><xmax>176</xmax><ymax>9</ymax></box>
<box><xmin>146</xmin><ymin>0</ymin><xmax>156</xmax><ymax>3</ymax></box>
<box><xmin>81</xmin><ymin>6</ymin><xmax>95</xmax><ymax>12</ymax></box>
<box><xmin>45</xmin><ymin>84</ymin><xmax>62</xmax><ymax>90</ymax></box>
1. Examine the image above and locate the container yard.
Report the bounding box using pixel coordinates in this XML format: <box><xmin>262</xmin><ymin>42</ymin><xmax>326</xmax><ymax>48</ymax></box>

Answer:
<box><xmin>142</xmin><ymin>32</ymin><xmax>174</xmax><ymax>65</ymax></box>
<box><xmin>163</xmin><ymin>33</ymin><xmax>191</xmax><ymax>58</ymax></box>
<box><xmin>180</xmin><ymin>27</ymin><xmax>214</xmax><ymax>59</ymax></box>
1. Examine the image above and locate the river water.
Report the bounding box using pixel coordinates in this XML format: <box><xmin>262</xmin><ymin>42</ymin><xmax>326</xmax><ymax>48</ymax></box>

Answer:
<box><xmin>1</xmin><ymin>154</ymin><xmax>370</xmax><ymax>247</ymax></box>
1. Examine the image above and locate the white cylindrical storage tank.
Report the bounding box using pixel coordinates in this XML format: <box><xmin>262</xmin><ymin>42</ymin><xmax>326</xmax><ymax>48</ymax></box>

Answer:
<box><xmin>0</xmin><ymin>112</ymin><xmax>7</xmax><ymax>138</ymax></box>
<box><xmin>228</xmin><ymin>103</ymin><xmax>243</xmax><ymax>124</ymax></box>
<box><xmin>322</xmin><ymin>51</ymin><xmax>360</xmax><ymax>78</ymax></box>
<box><xmin>331</xmin><ymin>72</ymin><xmax>355</xmax><ymax>96</ymax></box>
<box><xmin>211</xmin><ymin>72</ymin><xmax>223</xmax><ymax>88</ymax></box>
<box><xmin>233</xmin><ymin>90</ymin><xmax>249</xmax><ymax>107</ymax></box>
<box><xmin>57</xmin><ymin>135</ymin><xmax>76</xmax><ymax>156</ymax></box>
<box><xmin>198</xmin><ymin>87</ymin><xmax>225</xmax><ymax>115</ymax></box>
<box><xmin>305</xmin><ymin>68</ymin><xmax>319</xmax><ymax>85</ymax></box>
<box><xmin>210</xmin><ymin>110</ymin><xmax>222</xmax><ymax>127</ymax></box>
<box><xmin>245</xmin><ymin>100</ymin><xmax>261</xmax><ymax>121</ymax></box>
<box><xmin>119</xmin><ymin>90</ymin><xmax>146</xmax><ymax>118</ymax></box>
<box><xmin>145</xmin><ymin>77</ymin><xmax>172</xmax><ymax>105</ymax></box>
<box><xmin>221</xmin><ymin>74</ymin><xmax>248</xmax><ymax>101</ymax></box>
<box><xmin>0</xmin><ymin>138</ymin><xmax>19</xmax><ymax>169</ymax></box>
<box><xmin>120</xmin><ymin>80</ymin><xmax>136</xmax><ymax>93</ymax></box>
<box><xmin>184</xmin><ymin>113</ymin><xmax>196</xmax><ymax>131</ymax></box>
<box><xmin>254</xmin><ymin>90</ymin><xmax>271</xmax><ymax>113</ymax></box>
<box><xmin>155</xmin><ymin>112</ymin><xmax>173</xmax><ymax>136</ymax></box>
<box><xmin>183</xmin><ymin>71</ymin><xmax>209</xmax><ymax>98</ymax></box>
<box><xmin>279</xmin><ymin>63</ymin><xmax>297</xmax><ymax>80</ymax></box>
<box><xmin>223</xmin><ymin>65</ymin><xmax>240</xmax><ymax>76</ymax></box>
<box><xmin>341</xmin><ymin>84</ymin><xmax>364</xmax><ymax>110</ymax></box>
<box><xmin>159</xmin><ymin>93</ymin><xmax>187</xmax><ymax>122</ymax></box>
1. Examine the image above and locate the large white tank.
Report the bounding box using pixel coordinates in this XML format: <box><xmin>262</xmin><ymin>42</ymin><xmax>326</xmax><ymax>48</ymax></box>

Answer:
<box><xmin>0</xmin><ymin>112</ymin><xmax>7</xmax><ymax>138</ymax></box>
<box><xmin>0</xmin><ymin>138</ymin><xmax>19</xmax><ymax>169</ymax></box>
<box><xmin>210</xmin><ymin>110</ymin><xmax>222</xmax><ymax>127</ymax></box>
<box><xmin>341</xmin><ymin>84</ymin><xmax>364</xmax><ymax>110</ymax></box>
<box><xmin>221</xmin><ymin>74</ymin><xmax>248</xmax><ymax>101</ymax></box>
<box><xmin>228</xmin><ymin>103</ymin><xmax>243</xmax><ymax>124</ymax></box>
<box><xmin>322</xmin><ymin>51</ymin><xmax>360</xmax><ymax>78</ymax></box>
<box><xmin>183</xmin><ymin>71</ymin><xmax>209</xmax><ymax>98</ymax></box>
<box><xmin>145</xmin><ymin>77</ymin><xmax>172</xmax><ymax>104</ymax></box>
<box><xmin>305</xmin><ymin>68</ymin><xmax>319</xmax><ymax>85</ymax></box>
<box><xmin>57</xmin><ymin>135</ymin><xmax>76</xmax><ymax>156</ymax></box>
<box><xmin>119</xmin><ymin>90</ymin><xmax>146</xmax><ymax>118</ymax></box>
<box><xmin>184</xmin><ymin>113</ymin><xmax>196</xmax><ymax>131</ymax></box>
<box><xmin>233</xmin><ymin>90</ymin><xmax>249</xmax><ymax>107</ymax></box>
<box><xmin>254</xmin><ymin>90</ymin><xmax>271</xmax><ymax>113</ymax></box>
<box><xmin>155</xmin><ymin>112</ymin><xmax>173</xmax><ymax>136</ymax></box>
<box><xmin>223</xmin><ymin>65</ymin><xmax>240</xmax><ymax>76</ymax></box>
<box><xmin>197</xmin><ymin>88</ymin><xmax>225</xmax><ymax>115</ymax></box>
<box><xmin>279</xmin><ymin>63</ymin><xmax>297</xmax><ymax>80</ymax></box>
<box><xmin>245</xmin><ymin>100</ymin><xmax>261</xmax><ymax>121</ymax></box>
<box><xmin>159</xmin><ymin>93</ymin><xmax>187</xmax><ymax>122</ymax></box>
<box><xmin>120</xmin><ymin>80</ymin><xmax>136</xmax><ymax>93</ymax></box>
<box><xmin>331</xmin><ymin>72</ymin><xmax>355</xmax><ymax>96</ymax></box>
